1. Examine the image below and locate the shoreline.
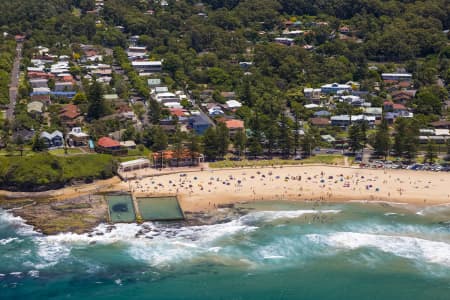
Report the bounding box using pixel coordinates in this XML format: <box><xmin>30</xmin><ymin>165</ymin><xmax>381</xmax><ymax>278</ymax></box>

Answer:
<box><xmin>1</xmin><ymin>164</ymin><xmax>450</xmax><ymax>235</ymax></box>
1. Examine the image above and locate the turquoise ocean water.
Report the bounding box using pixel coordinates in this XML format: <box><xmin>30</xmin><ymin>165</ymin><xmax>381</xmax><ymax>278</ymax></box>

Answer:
<box><xmin>1</xmin><ymin>201</ymin><xmax>450</xmax><ymax>300</ymax></box>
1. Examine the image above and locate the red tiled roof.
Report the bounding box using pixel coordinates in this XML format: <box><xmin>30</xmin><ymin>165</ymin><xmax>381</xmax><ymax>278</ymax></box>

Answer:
<box><xmin>31</xmin><ymin>94</ymin><xmax>51</xmax><ymax>102</ymax></box>
<box><xmin>309</xmin><ymin>117</ymin><xmax>330</xmax><ymax>126</ymax></box>
<box><xmin>28</xmin><ymin>72</ymin><xmax>55</xmax><ymax>79</ymax></box>
<box><xmin>169</xmin><ymin>108</ymin><xmax>187</xmax><ymax>117</ymax></box>
<box><xmin>97</xmin><ymin>137</ymin><xmax>120</xmax><ymax>148</ymax></box>
<box><xmin>117</xmin><ymin>105</ymin><xmax>132</xmax><ymax>113</ymax></box>
<box><xmin>393</xmin><ymin>104</ymin><xmax>406</xmax><ymax>110</ymax></box>
<box><xmin>398</xmin><ymin>81</ymin><xmax>412</xmax><ymax>88</ymax></box>
<box><xmin>61</xmin><ymin>75</ymin><xmax>74</xmax><ymax>82</ymax></box>
<box><xmin>225</xmin><ymin>119</ymin><xmax>244</xmax><ymax>129</ymax></box>
<box><xmin>60</xmin><ymin>104</ymin><xmax>80</xmax><ymax>119</ymax></box>
<box><xmin>84</xmin><ymin>50</ymin><xmax>98</xmax><ymax>57</ymax></box>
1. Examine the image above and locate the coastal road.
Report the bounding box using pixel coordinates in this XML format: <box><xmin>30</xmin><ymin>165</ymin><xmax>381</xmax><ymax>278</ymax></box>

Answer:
<box><xmin>6</xmin><ymin>42</ymin><xmax>23</xmax><ymax>122</ymax></box>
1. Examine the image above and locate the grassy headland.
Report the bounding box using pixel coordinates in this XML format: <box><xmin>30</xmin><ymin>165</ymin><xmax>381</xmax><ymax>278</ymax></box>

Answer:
<box><xmin>0</xmin><ymin>153</ymin><xmax>116</xmax><ymax>191</ymax></box>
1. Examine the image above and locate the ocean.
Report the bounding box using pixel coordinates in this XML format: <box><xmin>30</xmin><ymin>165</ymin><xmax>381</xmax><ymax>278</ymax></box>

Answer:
<box><xmin>1</xmin><ymin>201</ymin><xmax>450</xmax><ymax>300</ymax></box>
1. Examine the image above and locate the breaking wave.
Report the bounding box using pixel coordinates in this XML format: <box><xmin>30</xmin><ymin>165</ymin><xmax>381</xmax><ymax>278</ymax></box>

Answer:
<box><xmin>307</xmin><ymin>232</ymin><xmax>450</xmax><ymax>267</ymax></box>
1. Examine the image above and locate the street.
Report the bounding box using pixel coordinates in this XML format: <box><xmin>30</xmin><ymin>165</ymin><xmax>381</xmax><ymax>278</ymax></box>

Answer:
<box><xmin>6</xmin><ymin>42</ymin><xmax>23</xmax><ymax>122</ymax></box>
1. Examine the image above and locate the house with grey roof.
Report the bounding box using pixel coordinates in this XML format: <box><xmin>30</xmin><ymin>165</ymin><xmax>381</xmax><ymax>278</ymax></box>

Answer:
<box><xmin>40</xmin><ymin>130</ymin><xmax>64</xmax><ymax>148</ymax></box>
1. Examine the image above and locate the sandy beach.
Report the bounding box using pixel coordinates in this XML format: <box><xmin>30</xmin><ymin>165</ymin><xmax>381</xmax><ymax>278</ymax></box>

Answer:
<box><xmin>120</xmin><ymin>165</ymin><xmax>450</xmax><ymax>212</ymax></box>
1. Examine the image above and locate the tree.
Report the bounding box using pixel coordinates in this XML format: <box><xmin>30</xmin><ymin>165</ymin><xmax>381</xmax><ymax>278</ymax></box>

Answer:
<box><xmin>172</xmin><ymin>127</ymin><xmax>184</xmax><ymax>167</ymax></box>
<box><xmin>301</xmin><ymin>127</ymin><xmax>319</xmax><ymax>157</ymax></box>
<box><xmin>87</xmin><ymin>80</ymin><xmax>106</xmax><ymax>119</ymax></box>
<box><xmin>216</xmin><ymin>123</ymin><xmax>230</xmax><ymax>158</ymax></box>
<box><xmin>413</xmin><ymin>87</ymin><xmax>442</xmax><ymax>115</ymax></box>
<box><xmin>121</xmin><ymin>125</ymin><xmax>136</xmax><ymax>141</ymax></box>
<box><xmin>278</xmin><ymin>112</ymin><xmax>292</xmax><ymax>158</ymax></box>
<box><xmin>187</xmin><ymin>132</ymin><xmax>202</xmax><ymax>161</ymax></box>
<box><xmin>73</xmin><ymin>92</ymin><xmax>88</xmax><ymax>105</ymax></box>
<box><xmin>348</xmin><ymin>123</ymin><xmax>366</xmax><ymax>154</ymax></box>
<box><xmin>291</xmin><ymin>102</ymin><xmax>304</xmax><ymax>156</ymax></box>
<box><xmin>233</xmin><ymin>128</ymin><xmax>247</xmax><ymax>158</ymax></box>
<box><xmin>393</xmin><ymin>119</ymin><xmax>407</xmax><ymax>157</ymax></box>
<box><xmin>425</xmin><ymin>140</ymin><xmax>437</xmax><ymax>164</ymax></box>
<box><xmin>373</xmin><ymin>119</ymin><xmax>391</xmax><ymax>159</ymax></box>
<box><xmin>445</xmin><ymin>139</ymin><xmax>450</xmax><ymax>161</ymax></box>
<box><xmin>15</xmin><ymin>135</ymin><xmax>25</xmax><ymax>157</ymax></box>
<box><xmin>202</xmin><ymin>127</ymin><xmax>219</xmax><ymax>161</ymax></box>
<box><xmin>264</xmin><ymin>123</ymin><xmax>278</xmax><ymax>158</ymax></box>
<box><xmin>148</xmin><ymin>100</ymin><xmax>162</xmax><ymax>124</ymax></box>
<box><xmin>31</xmin><ymin>133</ymin><xmax>47</xmax><ymax>152</ymax></box>
<box><xmin>393</xmin><ymin>118</ymin><xmax>419</xmax><ymax>160</ymax></box>
<box><xmin>143</xmin><ymin>126</ymin><xmax>168</xmax><ymax>152</ymax></box>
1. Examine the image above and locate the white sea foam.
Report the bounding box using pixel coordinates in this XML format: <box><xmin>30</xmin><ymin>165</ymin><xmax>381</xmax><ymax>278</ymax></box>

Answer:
<box><xmin>263</xmin><ymin>255</ymin><xmax>286</xmax><ymax>259</ymax></box>
<box><xmin>0</xmin><ymin>237</ymin><xmax>19</xmax><ymax>245</ymax></box>
<box><xmin>307</xmin><ymin>232</ymin><xmax>450</xmax><ymax>267</ymax></box>
<box><xmin>348</xmin><ymin>200</ymin><xmax>408</xmax><ymax>206</ymax></box>
<box><xmin>9</xmin><ymin>272</ymin><xmax>22</xmax><ymax>277</ymax></box>
<box><xmin>27</xmin><ymin>270</ymin><xmax>39</xmax><ymax>278</ymax></box>
<box><xmin>0</xmin><ymin>209</ymin><xmax>342</xmax><ymax>270</ymax></box>
<box><xmin>240</xmin><ymin>209</ymin><xmax>341</xmax><ymax>224</ymax></box>
<box><xmin>384</xmin><ymin>212</ymin><xmax>398</xmax><ymax>216</ymax></box>
<box><xmin>0</xmin><ymin>210</ymin><xmax>36</xmax><ymax>236</ymax></box>
<box><xmin>21</xmin><ymin>218</ymin><xmax>257</xmax><ymax>269</ymax></box>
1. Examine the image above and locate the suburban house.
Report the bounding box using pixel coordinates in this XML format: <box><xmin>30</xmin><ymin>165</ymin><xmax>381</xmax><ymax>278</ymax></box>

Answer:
<box><xmin>220</xmin><ymin>91</ymin><xmax>236</xmax><ymax>100</ymax></box>
<box><xmin>224</xmin><ymin>119</ymin><xmax>245</xmax><ymax>137</ymax></box>
<box><xmin>40</xmin><ymin>130</ymin><xmax>64</xmax><ymax>148</ymax></box>
<box><xmin>13</xmin><ymin>129</ymin><xmax>35</xmax><ymax>143</ymax></box>
<box><xmin>430</xmin><ymin>120</ymin><xmax>450</xmax><ymax>129</ymax></box>
<box><xmin>131</xmin><ymin>60</ymin><xmax>162</xmax><ymax>73</ymax></box>
<box><xmin>274</xmin><ymin>37</ymin><xmax>295</xmax><ymax>46</ymax></box>
<box><xmin>309</xmin><ymin>117</ymin><xmax>330</xmax><ymax>127</ymax></box>
<box><xmin>383</xmin><ymin>101</ymin><xmax>409</xmax><ymax>114</ymax></box>
<box><xmin>120</xmin><ymin>140</ymin><xmax>137</xmax><ymax>149</ymax></box>
<box><xmin>67</xmin><ymin>127</ymin><xmax>89</xmax><ymax>146</ymax></box>
<box><xmin>59</xmin><ymin>104</ymin><xmax>83</xmax><ymax>127</ymax></box>
<box><xmin>339</xmin><ymin>95</ymin><xmax>367</xmax><ymax>107</ymax></box>
<box><xmin>54</xmin><ymin>81</ymin><xmax>75</xmax><ymax>92</ymax></box>
<box><xmin>29</xmin><ymin>78</ymin><xmax>48</xmax><ymax>88</ymax></box>
<box><xmin>314</xmin><ymin>110</ymin><xmax>331</xmax><ymax>117</ymax></box>
<box><xmin>331</xmin><ymin>115</ymin><xmax>376</xmax><ymax>127</ymax></box>
<box><xmin>363</xmin><ymin>107</ymin><xmax>383</xmax><ymax>120</ymax></box>
<box><xmin>321</xmin><ymin>83</ymin><xmax>352</xmax><ymax>94</ymax></box>
<box><xmin>147</xmin><ymin>78</ymin><xmax>161</xmax><ymax>88</ymax></box>
<box><xmin>189</xmin><ymin>114</ymin><xmax>213</xmax><ymax>134</ymax></box>
<box><xmin>96</xmin><ymin>136</ymin><xmax>126</xmax><ymax>154</ymax></box>
<box><xmin>225</xmin><ymin>100</ymin><xmax>242</xmax><ymax>110</ymax></box>
<box><xmin>127</xmin><ymin>46</ymin><xmax>148</xmax><ymax>59</ymax></box>
<box><xmin>304</xmin><ymin>88</ymin><xmax>321</xmax><ymax>103</ymax></box>
<box><xmin>27</xmin><ymin>101</ymin><xmax>44</xmax><ymax>116</ymax></box>
<box><xmin>391</xmin><ymin>90</ymin><xmax>416</xmax><ymax>103</ymax></box>
<box><xmin>419</xmin><ymin>128</ymin><xmax>450</xmax><ymax>144</ymax></box>
<box><xmin>208</xmin><ymin>106</ymin><xmax>225</xmax><ymax>116</ymax></box>
<box><xmin>381</xmin><ymin>73</ymin><xmax>412</xmax><ymax>82</ymax></box>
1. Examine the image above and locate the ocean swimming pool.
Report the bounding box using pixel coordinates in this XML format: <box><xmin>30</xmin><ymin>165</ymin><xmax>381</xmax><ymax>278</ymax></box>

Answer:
<box><xmin>137</xmin><ymin>196</ymin><xmax>184</xmax><ymax>221</ymax></box>
<box><xmin>106</xmin><ymin>194</ymin><xmax>136</xmax><ymax>223</ymax></box>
